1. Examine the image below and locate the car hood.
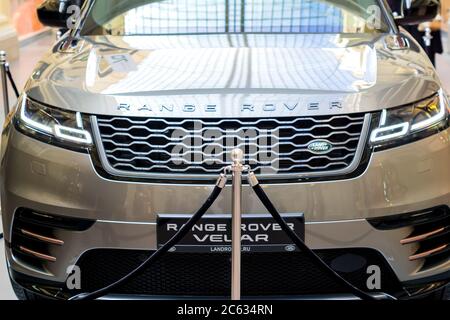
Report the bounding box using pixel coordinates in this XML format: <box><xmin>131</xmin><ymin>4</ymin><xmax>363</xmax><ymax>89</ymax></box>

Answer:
<box><xmin>25</xmin><ymin>33</ymin><xmax>441</xmax><ymax>118</ymax></box>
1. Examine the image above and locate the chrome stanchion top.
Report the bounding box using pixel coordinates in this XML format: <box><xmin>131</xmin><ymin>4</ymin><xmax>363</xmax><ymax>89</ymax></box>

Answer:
<box><xmin>1</xmin><ymin>51</ymin><xmax>10</xmax><ymax>117</ymax></box>
<box><xmin>0</xmin><ymin>51</ymin><xmax>6</xmax><ymax>62</ymax></box>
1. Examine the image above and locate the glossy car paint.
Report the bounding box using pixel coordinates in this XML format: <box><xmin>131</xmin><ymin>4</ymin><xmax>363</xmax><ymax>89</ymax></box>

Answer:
<box><xmin>26</xmin><ymin>33</ymin><xmax>440</xmax><ymax>118</ymax></box>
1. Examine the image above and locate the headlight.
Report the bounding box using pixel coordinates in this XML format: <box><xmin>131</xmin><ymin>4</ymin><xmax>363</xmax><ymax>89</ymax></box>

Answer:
<box><xmin>14</xmin><ymin>94</ymin><xmax>92</xmax><ymax>151</ymax></box>
<box><xmin>370</xmin><ymin>90</ymin><xmax>449</xmax><ymax>149</ymax></box>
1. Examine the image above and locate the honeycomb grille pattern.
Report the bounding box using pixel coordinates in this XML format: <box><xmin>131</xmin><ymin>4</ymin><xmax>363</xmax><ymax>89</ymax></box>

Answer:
<box><xmin>77</xmin><ymin>249</ymin><xmax>400</xmax><ymax>297</ymax></box>
<box><xmin>95</xmin><ymin>115</ymin><xmax>366</xmax><ymax>177</ymax></box>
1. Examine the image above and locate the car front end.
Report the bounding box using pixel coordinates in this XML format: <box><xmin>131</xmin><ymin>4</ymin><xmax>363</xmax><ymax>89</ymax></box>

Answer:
<box><xmin>1</xmin><ymin>0</ymin><xmax>449</xmax><ymax>300</ymax></box>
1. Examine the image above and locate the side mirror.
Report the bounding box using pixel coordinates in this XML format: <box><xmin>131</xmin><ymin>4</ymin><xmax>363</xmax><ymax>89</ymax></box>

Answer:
<box><xmin>37</xmin><ymin>0</ymin><xmax>85</xmax><ymax>29</ymax></box>
<box><xmin>394</xmin><ymin>0</ymin><xmax>440</xmax><ymax>26</ymax></box>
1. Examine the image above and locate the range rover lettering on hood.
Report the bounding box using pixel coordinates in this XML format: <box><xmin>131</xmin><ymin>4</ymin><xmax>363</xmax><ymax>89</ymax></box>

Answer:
<box><xmin>116</xmin><ymin>101</ymin><xmax>343</xmax><ymax>114</ymax></box>
<box><xmin>24</xmin><ymin>34</ymin><xmax>441</xmax><ymax>117</ymax></box>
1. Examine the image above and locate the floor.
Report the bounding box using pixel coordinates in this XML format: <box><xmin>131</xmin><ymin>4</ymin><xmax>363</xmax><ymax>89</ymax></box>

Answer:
<box><xmin>1</xmin><ymin>34</ymin><xmax>450</xmax><ymax>300</ymax></box>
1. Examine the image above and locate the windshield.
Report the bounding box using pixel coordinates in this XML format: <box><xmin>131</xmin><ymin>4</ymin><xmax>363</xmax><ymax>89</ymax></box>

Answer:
<box><xmin>81</xmin><ymin>0</ymin><xmax>391</xmax><ymax>36</ymax></box>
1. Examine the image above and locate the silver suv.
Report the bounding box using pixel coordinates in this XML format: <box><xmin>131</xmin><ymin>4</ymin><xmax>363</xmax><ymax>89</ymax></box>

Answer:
<box><xmin>1</xmin><ymin>0</ymin><xmax>449</xmax><ymax>300</ymax></box>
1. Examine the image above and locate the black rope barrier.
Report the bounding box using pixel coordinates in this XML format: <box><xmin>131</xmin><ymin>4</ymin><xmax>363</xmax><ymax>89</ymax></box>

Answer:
<box><xmin>248</xmin><ymin>172</ymin><xmax>396</xmax><ymax>301</ymax></box>
<box><xmin>70</xmin><ymin>174</ymin><xmax>228</xmax><ymax>300</ymax></box>
<box><xmin>5</xmin><ymin>64</ymin><xmax>19</xmax><ymax>98</ymax></box>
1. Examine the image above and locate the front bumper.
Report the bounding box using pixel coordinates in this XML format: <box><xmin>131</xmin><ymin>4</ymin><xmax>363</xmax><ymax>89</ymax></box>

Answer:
<box><xmin>1</xmin><ymin>125</ymin><xmax>449</xmax><ymax>299</ymax></box>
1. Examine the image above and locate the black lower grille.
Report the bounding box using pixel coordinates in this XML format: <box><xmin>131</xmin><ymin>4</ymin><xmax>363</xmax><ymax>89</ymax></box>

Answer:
<box><xmin>77</xmin><ymin>248</ymin><xmax>400</xmax><ymax>297</ymax></box>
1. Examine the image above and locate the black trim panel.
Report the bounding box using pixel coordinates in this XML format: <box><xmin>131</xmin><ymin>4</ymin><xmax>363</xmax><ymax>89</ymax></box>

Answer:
<box><xmin>367</xmin><ymin>206</ymin><xmax>450</xmax><ymax>231</ymax></box>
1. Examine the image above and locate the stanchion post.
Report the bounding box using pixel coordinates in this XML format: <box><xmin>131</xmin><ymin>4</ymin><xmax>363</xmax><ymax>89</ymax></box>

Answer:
<box><xmin>0</xmin><ymin>51</ymin><xmax>10</xmax><ymax>118</ymax></box>
<box><xmin>230</xmin><ymin>149</ymin><xmax>244</xmax><ymax>301</ymax></box>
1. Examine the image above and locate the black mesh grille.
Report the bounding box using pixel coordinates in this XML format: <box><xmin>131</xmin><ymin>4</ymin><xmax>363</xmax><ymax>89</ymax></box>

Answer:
<box><xmin>77</xmin><ymin>248</ymin><xmax>400</xmax><ymax>297</ymax></box>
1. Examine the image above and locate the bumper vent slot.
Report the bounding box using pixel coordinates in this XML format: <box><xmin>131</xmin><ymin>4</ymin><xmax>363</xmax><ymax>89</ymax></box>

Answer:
<box><xmin>11</xmin><ymin>209</ymin><xmax>95</xmax><ymax>272</ymax></box>
<box><xmin>15</xmin><ymin>209</ymin><xmax>95</xmax><ymax>231</ymax></box>
<box><xmin>400</xmin><ymin>227</ymin><xmax>449</xmax><ymax>245</ymax></box>
<box><xmin>20</xmin><ymin>229</ymin><xmax>64</xmax><ymax>246</ymax></box>
<box><xmin>368</xmin><ymin>206</ymin><xmax>450</xmax><ymax>272</ymax></box>
<box><xmin>18</xmin><ymin>246</ymin><xmax>57</xmax><ymax>263</ymax></box>
<box><xmin>401</xmin><ymin>208</ymin><xmax>450</xmax><ymax>270</ymax></box>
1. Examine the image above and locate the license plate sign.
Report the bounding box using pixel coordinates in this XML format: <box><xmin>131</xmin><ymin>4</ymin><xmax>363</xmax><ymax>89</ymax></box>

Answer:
<box><xmin>157</xmin><ymin>214</ymin><xmax>304</xmax><ymax>253</ymax></box>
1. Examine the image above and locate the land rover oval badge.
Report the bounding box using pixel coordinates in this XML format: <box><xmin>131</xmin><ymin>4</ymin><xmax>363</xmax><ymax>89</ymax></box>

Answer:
<box><xmin>307</xmin><ymin>140</ymin><xmax>333</xmax><ymax>154</ymax></box>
